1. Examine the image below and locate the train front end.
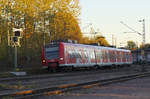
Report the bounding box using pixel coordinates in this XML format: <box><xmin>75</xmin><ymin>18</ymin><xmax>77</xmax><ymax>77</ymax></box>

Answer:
<box><xmin>42</xmin><ymin>42</ymin><xmax>64</xmax><ymax>71</ymax></box>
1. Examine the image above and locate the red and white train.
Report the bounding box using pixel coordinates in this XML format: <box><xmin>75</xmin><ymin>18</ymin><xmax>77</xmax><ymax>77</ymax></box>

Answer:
<box><xmin>42</xmin><ymin>42</ymin><xmax>133</xmax><ymax>71</ymax></box>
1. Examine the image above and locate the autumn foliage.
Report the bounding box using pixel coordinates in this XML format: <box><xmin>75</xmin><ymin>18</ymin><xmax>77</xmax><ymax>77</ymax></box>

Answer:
<box><xmin>50</xmin><ymin>11</ymin><xmax>82</xmax><ymax>42</ymax></box>
<box><xmin>0</xmin><ymin>0</ymin><xmax>109</xmax><ymax>71</ymax></box>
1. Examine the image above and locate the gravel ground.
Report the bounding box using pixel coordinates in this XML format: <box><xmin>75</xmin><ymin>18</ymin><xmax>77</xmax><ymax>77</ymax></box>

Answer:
<box><xmin>38</xmin><ymin>76</ymin><xmax>150</xmax><ymax>99</ymax></box>
<box><xmin>0</xmin><ymin>68</ymin><xmax>139</xmax><ymax>95</ymax></box>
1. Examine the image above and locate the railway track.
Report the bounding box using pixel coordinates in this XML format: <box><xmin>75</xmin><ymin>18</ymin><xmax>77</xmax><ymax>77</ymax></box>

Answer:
<box><xmin>1</xmin><ymin>71</ymin><xmax>150</xmax><ymax>99</ymax></box>
<box><xmin>0</xmin><ymin>66</ymin><xmax>137</xmax><ymax>87</ymax></box>
<box><xmin>0</xmin><ymin>65</ymin><xmax>137</xmax><ymax>82</ymax></box>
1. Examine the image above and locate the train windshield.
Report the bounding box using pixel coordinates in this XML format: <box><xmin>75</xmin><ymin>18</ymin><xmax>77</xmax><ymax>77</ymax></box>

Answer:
<box><xmin>45</xmin><ymin>45</ymin><xmax>59</xmax><ymax>59</ymax></box>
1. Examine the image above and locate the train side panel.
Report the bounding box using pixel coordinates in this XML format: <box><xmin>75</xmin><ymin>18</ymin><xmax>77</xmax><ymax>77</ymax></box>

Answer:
<box><xmin>59</xmin><ymin>43</ymin><xmax>97</xmax><ymax>67</ymax></box>
<box><xmin>42</xmin><ymin>42</ymin><xmax>133</xmax><ymax>69</ymax></box>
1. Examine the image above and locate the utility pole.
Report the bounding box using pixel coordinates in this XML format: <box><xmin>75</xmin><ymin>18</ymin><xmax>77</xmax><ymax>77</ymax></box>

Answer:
<box><xmin>120</xmin><ymin>21</ymin><xmax>145</xmax><ymax>47</ymax></box>
<box><xmin>14</xmin><ymin>44</ymin><xmax>17</xmax><ymax>71</ymax></box>
<box><xmin>139</xmin><ymin>19</ymin><xmax>146</xmax><ymax>71</ymax></box>
<box><xmin>120</xmin><ymin>20</ymin><xmax>146</xmax><ymax>71</ymax></box>
<box><xmin>139</xmin><ymin>19</ymin><xmax>145</xmax><ymax>46</ymax></box>
<box><xmin>120</xmin><ymin>21</ymin><xmax>146</xmax><ymax>45</ymax></box>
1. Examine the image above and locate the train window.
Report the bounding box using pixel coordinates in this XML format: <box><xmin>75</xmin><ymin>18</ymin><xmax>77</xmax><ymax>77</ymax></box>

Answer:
<box><xmin>84</xmin><ymin>49</ymin><xmax>88</xmax><ymax>58</ymax></box>
<box><xmin>70</xmin><ymin>49</ymin><xmax>74</xmax><ymax>58</ymax></box>
<box><xmin>90</xmin><ymin>50</ymin><xmax>93</xmax><ymax>59</ymax></box>
<box><xmin>45</xmin><ymin>46</ymin><xmax>59</xmax><ymax>59</ymax></box>
<box><xmin>102</xmin><ymin>50</ymin><xmax>105</xmax><ymax>60</ymax></box>
<box><xmin>81</xmin><ymin>48</ymin><xmax>85</xmax><ymax>58</ymax></box>
<box><xmin>99</xmin><ymin>50</ymin><xmax>102</xmax><ymax>59</ymax></box>
<box><xmin>67</xmin><ymin>46</ymin><xmax>74</xmax><ymax>59</ymax></box>
<box><xmin>95</xmin><ymin>49</ymin><xmax>100</xmax><ymax>60</ymax></box>
<box><xmin>78</xmin><ymin>50</ymin><xmax>82</xmax><ymax>58</ymax></box>
<box><xmin>71</xmin><ymin>49</ymin><xmax>75</xmax><ymax>58</ymax></box>
<box><xmin>68</xmin><ymin>50</ymin><xmax>72</xmax><ymax>58</ymax></box>
<box><xmin>106</xmin><ymin>51</ymin><xmax>109</xmax><ymax>60</ymax></box>
<box><xmin>71</xmin><ymin>52</ymin><xmax>76</xmax><ymax>58</ymax></box>
<box><xmin>89</xmin><ymin>49</ymin><xmax>95</xmax><ymax>59</ymax></box>
<box><xmin>109</xmin><ymin>51</ymin><xmax>113</xmax><ymax>61</ymax></box>
<box><xmin>72</xmin><ymin>48</ymin><xmax>80</xmax><ymax>59</ymax></box>
<box><xmin>68</xmin><ymin>48</ymin><xmax>71</xmax><ymax>58</ymax></box>
<box><xmin>77</xmin><ymin>49</ymin><xmax>81</xmax><ymax>58</ymax></box>
<box><xmin>93</xmin><ymin>50</ymin><xmax>95</xmax><ymax>59</ymax></box>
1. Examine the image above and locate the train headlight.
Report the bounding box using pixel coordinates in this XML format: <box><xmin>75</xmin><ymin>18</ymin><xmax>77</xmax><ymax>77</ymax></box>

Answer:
<box><xmin>60</xmin><ymin>58</ymin><xmax>63</xmax><ymax>61</ymax></box>
<box><xmin>43</xmin><ymin>60</ymin><xmax>46</xmax><ymax>63</ymax></box>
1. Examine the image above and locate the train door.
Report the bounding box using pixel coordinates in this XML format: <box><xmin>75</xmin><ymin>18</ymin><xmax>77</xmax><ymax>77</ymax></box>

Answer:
<box><xmin>105</xmin><ymin>50</ymin><xmax>108</xmax><ymax>63</ymax></box>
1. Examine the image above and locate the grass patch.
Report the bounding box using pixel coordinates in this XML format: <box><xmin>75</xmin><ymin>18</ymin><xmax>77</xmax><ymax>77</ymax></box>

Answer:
<box><xmin>2</xmin><ymin>96</ymin><xmax>13</xmax><ymax>99</ymax></box>
<box><xmin>0</xmin><ymin>67</ymin><xmax>48</xmax><ymax>78</ymax></box>
<box><xmin>0</xmin><ymin>81</ymin><xmax>35</xmax><ymax>90</ymax></box>
<box><xmin>0</xmin><ymin>83</ymin><xmax>9</xmax><ymax>89</ymax></box>
<box><xmin>0</xmin><ymin>72</ymin><xmax>15</xmax><ymax>78</ymax></box>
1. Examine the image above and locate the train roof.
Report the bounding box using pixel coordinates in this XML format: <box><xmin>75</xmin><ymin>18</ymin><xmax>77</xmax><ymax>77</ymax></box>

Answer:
<box><xmin>62</xmin><ymin>42</ymin><xmax>131</xmax><ymax>52</ymax></box>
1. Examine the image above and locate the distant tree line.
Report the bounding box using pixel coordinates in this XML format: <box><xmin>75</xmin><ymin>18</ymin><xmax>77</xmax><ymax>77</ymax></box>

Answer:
<box><xmin>126</xmin><ymin>41</ymin><xmax>150</xmax><ymax>50</ymax></box>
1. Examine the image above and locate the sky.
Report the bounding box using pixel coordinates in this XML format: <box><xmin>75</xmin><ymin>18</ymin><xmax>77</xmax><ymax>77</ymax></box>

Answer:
<box><xmin>80</xmin><ymin>0</ymin><xmax>150</xmax><ymax>47</ymax></box>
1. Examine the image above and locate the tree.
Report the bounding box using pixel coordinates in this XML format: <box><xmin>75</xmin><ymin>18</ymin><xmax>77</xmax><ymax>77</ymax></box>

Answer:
<box><xmin>95</xmin><ymin>36</ymin><xmax>110</xmax><ymax>46</ymax></box>
<box><xmin>126</xmin><ymin>41</ymin><xmax>137</xmax><ymax>50</ymax></box>
<box><xmin>80</xmin><ymin>35</ymin><xmax>110</xmax><ymax>47</ymax></box>
<box><xmin>80</xmin><ymin>37</ymin><xmax>91</xmax><ymax>44</ymax></box>
<box><xmin>50</xmin><ymin>11</ymin><xmax>82</xmax><ymax>42</ymax></box>
<box><xmin>144</xmin><ymin>43</ymin><xmax>150</xmax><ymax>48</ymax></box>
<box><xmin>140</xmin><ymin>43</ymin><xmax>150</xmax><ymax>49</ymax></box>
<box><xmin>0</xmin><ymin>0</ymin><xmax>81</xmax><ymax>70</ymax></box>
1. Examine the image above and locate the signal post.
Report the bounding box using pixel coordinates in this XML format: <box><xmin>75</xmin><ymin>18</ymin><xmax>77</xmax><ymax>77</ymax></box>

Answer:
<box><xmin>9</xmin><ymin>28</ymin><xmax>26</xmax><ymax>76</ymax></box>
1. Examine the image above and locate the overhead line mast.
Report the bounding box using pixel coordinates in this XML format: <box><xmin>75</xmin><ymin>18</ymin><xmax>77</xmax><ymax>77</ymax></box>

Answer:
<box><xmin>121</xmin><ymin>20</ymin><xmax>146</xmax><ymax>71</ymax></box>
<box><xmin>120</xmin><ymin>20</ymin><xmax>145</xmax><ymax>45</ymax></box>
